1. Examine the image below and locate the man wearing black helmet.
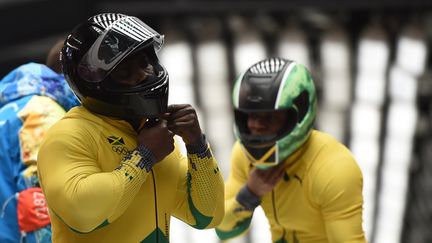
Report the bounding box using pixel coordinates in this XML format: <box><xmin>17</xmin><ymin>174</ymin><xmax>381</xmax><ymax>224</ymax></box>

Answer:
<box><xmin>216</xmin><ymin>58</ymin><xmax>366</xmax><ymax>242</ymax></box>
<box><xmin>37</xmin><ymin>13</ymin><xmax>224</xmax><ymax>243</ymax></box>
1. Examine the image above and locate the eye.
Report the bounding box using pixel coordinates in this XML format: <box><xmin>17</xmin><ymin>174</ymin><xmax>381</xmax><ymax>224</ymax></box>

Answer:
<box><xmin>249</xmin><ymin>113</ymin><xmax>258</xmax><ymax>119</ymax></box>
<box><xmin>136</xmin><ymin>52</ymin><xmax>150</xmax><ymax>68</ymax></box>
<box><xmin>269</xmin><ymin>113</ymin><xmax>286</xmax><ymax>124</ymax></box>
<box><xmin>270</xmin><ymin>115</ymin><xmax>282</xmax><ymax>123</ymax></box>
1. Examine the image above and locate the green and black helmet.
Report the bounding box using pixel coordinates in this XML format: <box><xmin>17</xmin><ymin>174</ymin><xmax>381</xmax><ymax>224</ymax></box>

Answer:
<box><xmin>232</xmin><ymin>57</ymin><xmax>317</xmax><ymax>169</ymax></box>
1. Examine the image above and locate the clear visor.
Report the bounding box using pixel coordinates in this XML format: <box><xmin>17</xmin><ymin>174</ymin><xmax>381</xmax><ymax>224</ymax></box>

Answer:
<box><xmin>234</xmin><ymin>108</ymin><xmax>298</xmax><ymax>147</ymax></box>
<box><xmin>105</xmin><ymin>48</ymin><xmax>165</xmax><ymax>92</ymax></box>
<box><xmin>78</xmin><ymin>16</ymin><xmax>164</xmax><ymax>83</ymax></box>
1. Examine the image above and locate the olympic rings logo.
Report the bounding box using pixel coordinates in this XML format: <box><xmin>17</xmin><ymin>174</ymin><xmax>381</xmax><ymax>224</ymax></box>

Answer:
<box><xmin>112</xmin><ymin>146</ymin><xmax>129</xmax><ymax>155</ymax></box>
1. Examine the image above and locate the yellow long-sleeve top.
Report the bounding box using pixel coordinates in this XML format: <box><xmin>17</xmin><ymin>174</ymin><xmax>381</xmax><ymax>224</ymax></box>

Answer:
<box><xmin>37</xmin><ymin>106</ymin><xmax>224</xmax><ymax>243</ymax></box>
<box><xmin>216</xmin><ymin>130</ymin><xmax>366</xmax><ymax>243</ymax></box>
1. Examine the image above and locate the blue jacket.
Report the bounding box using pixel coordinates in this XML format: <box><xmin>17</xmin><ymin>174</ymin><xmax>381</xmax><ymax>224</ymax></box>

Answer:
<box><xmin>0</xmin><ymin>63</ymin><xmax>79</xmax><ymax>243</ymax></box>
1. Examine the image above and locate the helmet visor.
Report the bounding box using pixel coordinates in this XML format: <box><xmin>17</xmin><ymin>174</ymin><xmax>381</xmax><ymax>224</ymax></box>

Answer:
<box><xmin>78</xmin><ymin>16</ymin><xmax>164</xmax><ymax>83</ymax></box>
<box><xmin>234</xmin><ymin>108</ymin><xmax>298</xmax><ymax>146</ymax></box>
<box><xmin>103</xmin><ymin>47</ymin><xmax>167</xmax><ymax>93</ymax></box>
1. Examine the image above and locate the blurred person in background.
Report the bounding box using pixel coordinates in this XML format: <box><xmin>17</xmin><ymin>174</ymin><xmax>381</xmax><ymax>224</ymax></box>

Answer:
<box><xmin>216</xmin><ymin>57</ymin><xmax>366</xmax><ymax>242</ymax></box>
<box><xmin>37</xmin><ymin>13</ymin><xmax>224</xmax><ymax>243</ymax></box>
<box><xmin>0</xmin><ymin>40</ymin><xmax>79</xmax><ymax>243</ymax></box>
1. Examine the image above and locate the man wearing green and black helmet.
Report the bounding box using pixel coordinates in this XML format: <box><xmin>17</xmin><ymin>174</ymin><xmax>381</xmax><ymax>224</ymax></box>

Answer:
<box><xmin>216</xmin><ymin>57</ymin><xmax>366</xmax><ymax>242</ymax></box>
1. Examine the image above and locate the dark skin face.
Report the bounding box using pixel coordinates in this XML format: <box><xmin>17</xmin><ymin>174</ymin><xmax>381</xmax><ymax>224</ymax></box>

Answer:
<box><xmin>109</xmin><ymin>52</ymin><xmax>155</xmax><ymax>87</ymax></box>
<box><xmin>246</xmin><ymin>110</ymin><xmax>289</xmax><ymax>197</ymax></box>
<box><xmin>247</xmin><ymin>110</ymin><xmax>288</xmax><ymax>136</ymax></box>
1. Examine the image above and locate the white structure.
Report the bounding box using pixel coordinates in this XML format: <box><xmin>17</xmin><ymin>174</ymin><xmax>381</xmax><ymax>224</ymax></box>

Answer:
<box><xmin>349</xmin><ymin>23</ymin><xmax>390</xmax><ymax>241</ymax></box>
<box><xmin>374</xmin><ymin>23</ymin><xmax>427</xmax><ymax>243</ymax></box>
<box><xmin>318</xmin><ymin>26</ymin><xmax>352</xmax><ymax>143</ymax></box>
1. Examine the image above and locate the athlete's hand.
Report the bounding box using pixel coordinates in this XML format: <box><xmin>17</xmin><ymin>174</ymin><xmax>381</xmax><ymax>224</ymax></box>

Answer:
<box><xmin>138</xmin><ymin>119</ymin><xmax>175</xmax><ymax>162</ymax></box>
<box><xmin>164</xmin><ymin>104</ymin><xmax>203</xmax><ymax>145</ymax></box>
<box><xmin>247</xmin><ymin>163</ymin><xmax>286</xmax><ymax>197</ymax></box>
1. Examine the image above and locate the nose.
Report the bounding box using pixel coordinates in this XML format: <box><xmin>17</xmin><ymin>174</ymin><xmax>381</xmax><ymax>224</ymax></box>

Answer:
<box><xmin>248</xmin><ymin>116</ymin><xmax>268</xmax><ymax>134</ymax></box>
<box><xmin>118</xmin><ymin>61</ymin><xmax>149</xmax><ymax>86</ymax></box>
<box><xmin>111</xmin><ymin>59</ymin><xmax>150</xmax><ymax>86</ymax></box>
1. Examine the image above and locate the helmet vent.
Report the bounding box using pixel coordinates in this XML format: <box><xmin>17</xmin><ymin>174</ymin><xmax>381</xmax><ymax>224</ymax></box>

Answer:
<box><xmin>293</xmin><ymin>91</ymin><xmax>309</xmax><ymax>122</ymax></box>
<box><xmin>249</xmin><ymin>57</ymin><xmax>286</xmax><ymax>74</ymax></box>
<box><xmin>92</xmin><ymin>13</ymin><xmax>125</xmax><ymax>28</ymax></box>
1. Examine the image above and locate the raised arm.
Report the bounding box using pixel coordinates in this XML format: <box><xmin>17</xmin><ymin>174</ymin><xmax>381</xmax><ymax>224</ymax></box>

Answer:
<box><xmin>167</xmin><ymin>104</ymin><xmax>224</xmax><ymax>228</ymax></box>
<box><xmin>216</xmin><ymin>142</ymin><xmax>256</xmax><ymax>240</ymax></box>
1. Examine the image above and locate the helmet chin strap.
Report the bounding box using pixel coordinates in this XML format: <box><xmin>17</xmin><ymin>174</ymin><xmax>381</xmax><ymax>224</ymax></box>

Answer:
<box><xmin>242</xmin><ymin>145</ymin><xmax>277</xmax><ymax>168</ymax></box>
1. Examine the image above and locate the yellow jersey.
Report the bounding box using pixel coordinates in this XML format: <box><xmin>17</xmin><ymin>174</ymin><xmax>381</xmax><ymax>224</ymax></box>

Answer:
<box><xmin>37</xmin><ymin>106</ymin><xmax>224</xmax><ymax>243</ymax></box>
<box><xmin>216</xmin><ymin>130</ymin><xmax>366</xmax><ymax>243</ymax></box>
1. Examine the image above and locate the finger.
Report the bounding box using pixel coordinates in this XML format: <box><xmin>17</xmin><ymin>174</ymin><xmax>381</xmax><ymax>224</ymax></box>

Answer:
<box><xmin>167</xmin><ymin>114</ymin><xmax>196</xmax><ymax>125</ymax></box>
<box><xmin>254</xmin><ymin>167</ymin><xmax>274</xmax><ymax>179</ymax></box>
<box><xmin>250</xmin><ymin>169</ymin><xmax>265</xmax><ymax>181</ymax></box>
<box><xmin>167</xmin><ymin>121</ymin><xmax>195</xmax><ymax>130</ymax></box>
<box><xmin>256</xmin><ymin>166</ymin><xmax>274</xmax><ymax>175</ymax></box>
<box><xmin>273</xmin><ymin>165</ymin><xmax>286</xmax><ymax>181</ymax></box>
<box><xmin>263</xmin><ymin>165</ymin><xmax>285</xmax><ymax>182</ymax></box>
<box><xmin>160</xmin><ymin>112</ymin><xmax>171</xmax><ymax>120</ymax></box>
<box><xmin>260</xmin><ymin>168</ymin><xmax>277</xmax><ymax>182</ymax></box>
<box><xmin>167</xmin><ymin>107</ymin><xmax>195</xmax><ymax>121</ymax></box>
<box><xmin>272</xmin><ymin>162</ymin><xmax>287</xmax><ymax>175</ymax></box>
<box><xmin>268</xmin><ymin>169</ymin><xmax>285</xmax><ymax>185</ymax></box>
<box><xmin>275</xmin><ymin>168</ymin><xmax>286</xmax><ymax>180</ymax></box>
<box><xmin>167</xmin><ymin>104</ymin><xmax>190</xmax><ymax>113</ymax></box>
<box><xmin>254</xmin><ymin>168</ymin><xmax>266</xmax><ymax>177</ymax></box>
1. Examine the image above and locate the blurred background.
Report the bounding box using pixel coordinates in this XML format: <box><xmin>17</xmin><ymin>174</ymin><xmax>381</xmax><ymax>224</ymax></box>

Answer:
<box><xmin>1</xmin><ymin>0</ymin><xmax>431</xmax><ymax>242</ymax></box>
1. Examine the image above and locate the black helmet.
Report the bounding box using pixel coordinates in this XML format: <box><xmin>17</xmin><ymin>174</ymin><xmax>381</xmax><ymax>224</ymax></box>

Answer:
<box><xmin>233</xmin><ymin>57</ymin><xmax>317</xmax><ymax>169</ymax></box>
<box><xmin>61</xmin><ymin>13</ymin><xmax>169</xmax><ymax>119</ymax></box>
